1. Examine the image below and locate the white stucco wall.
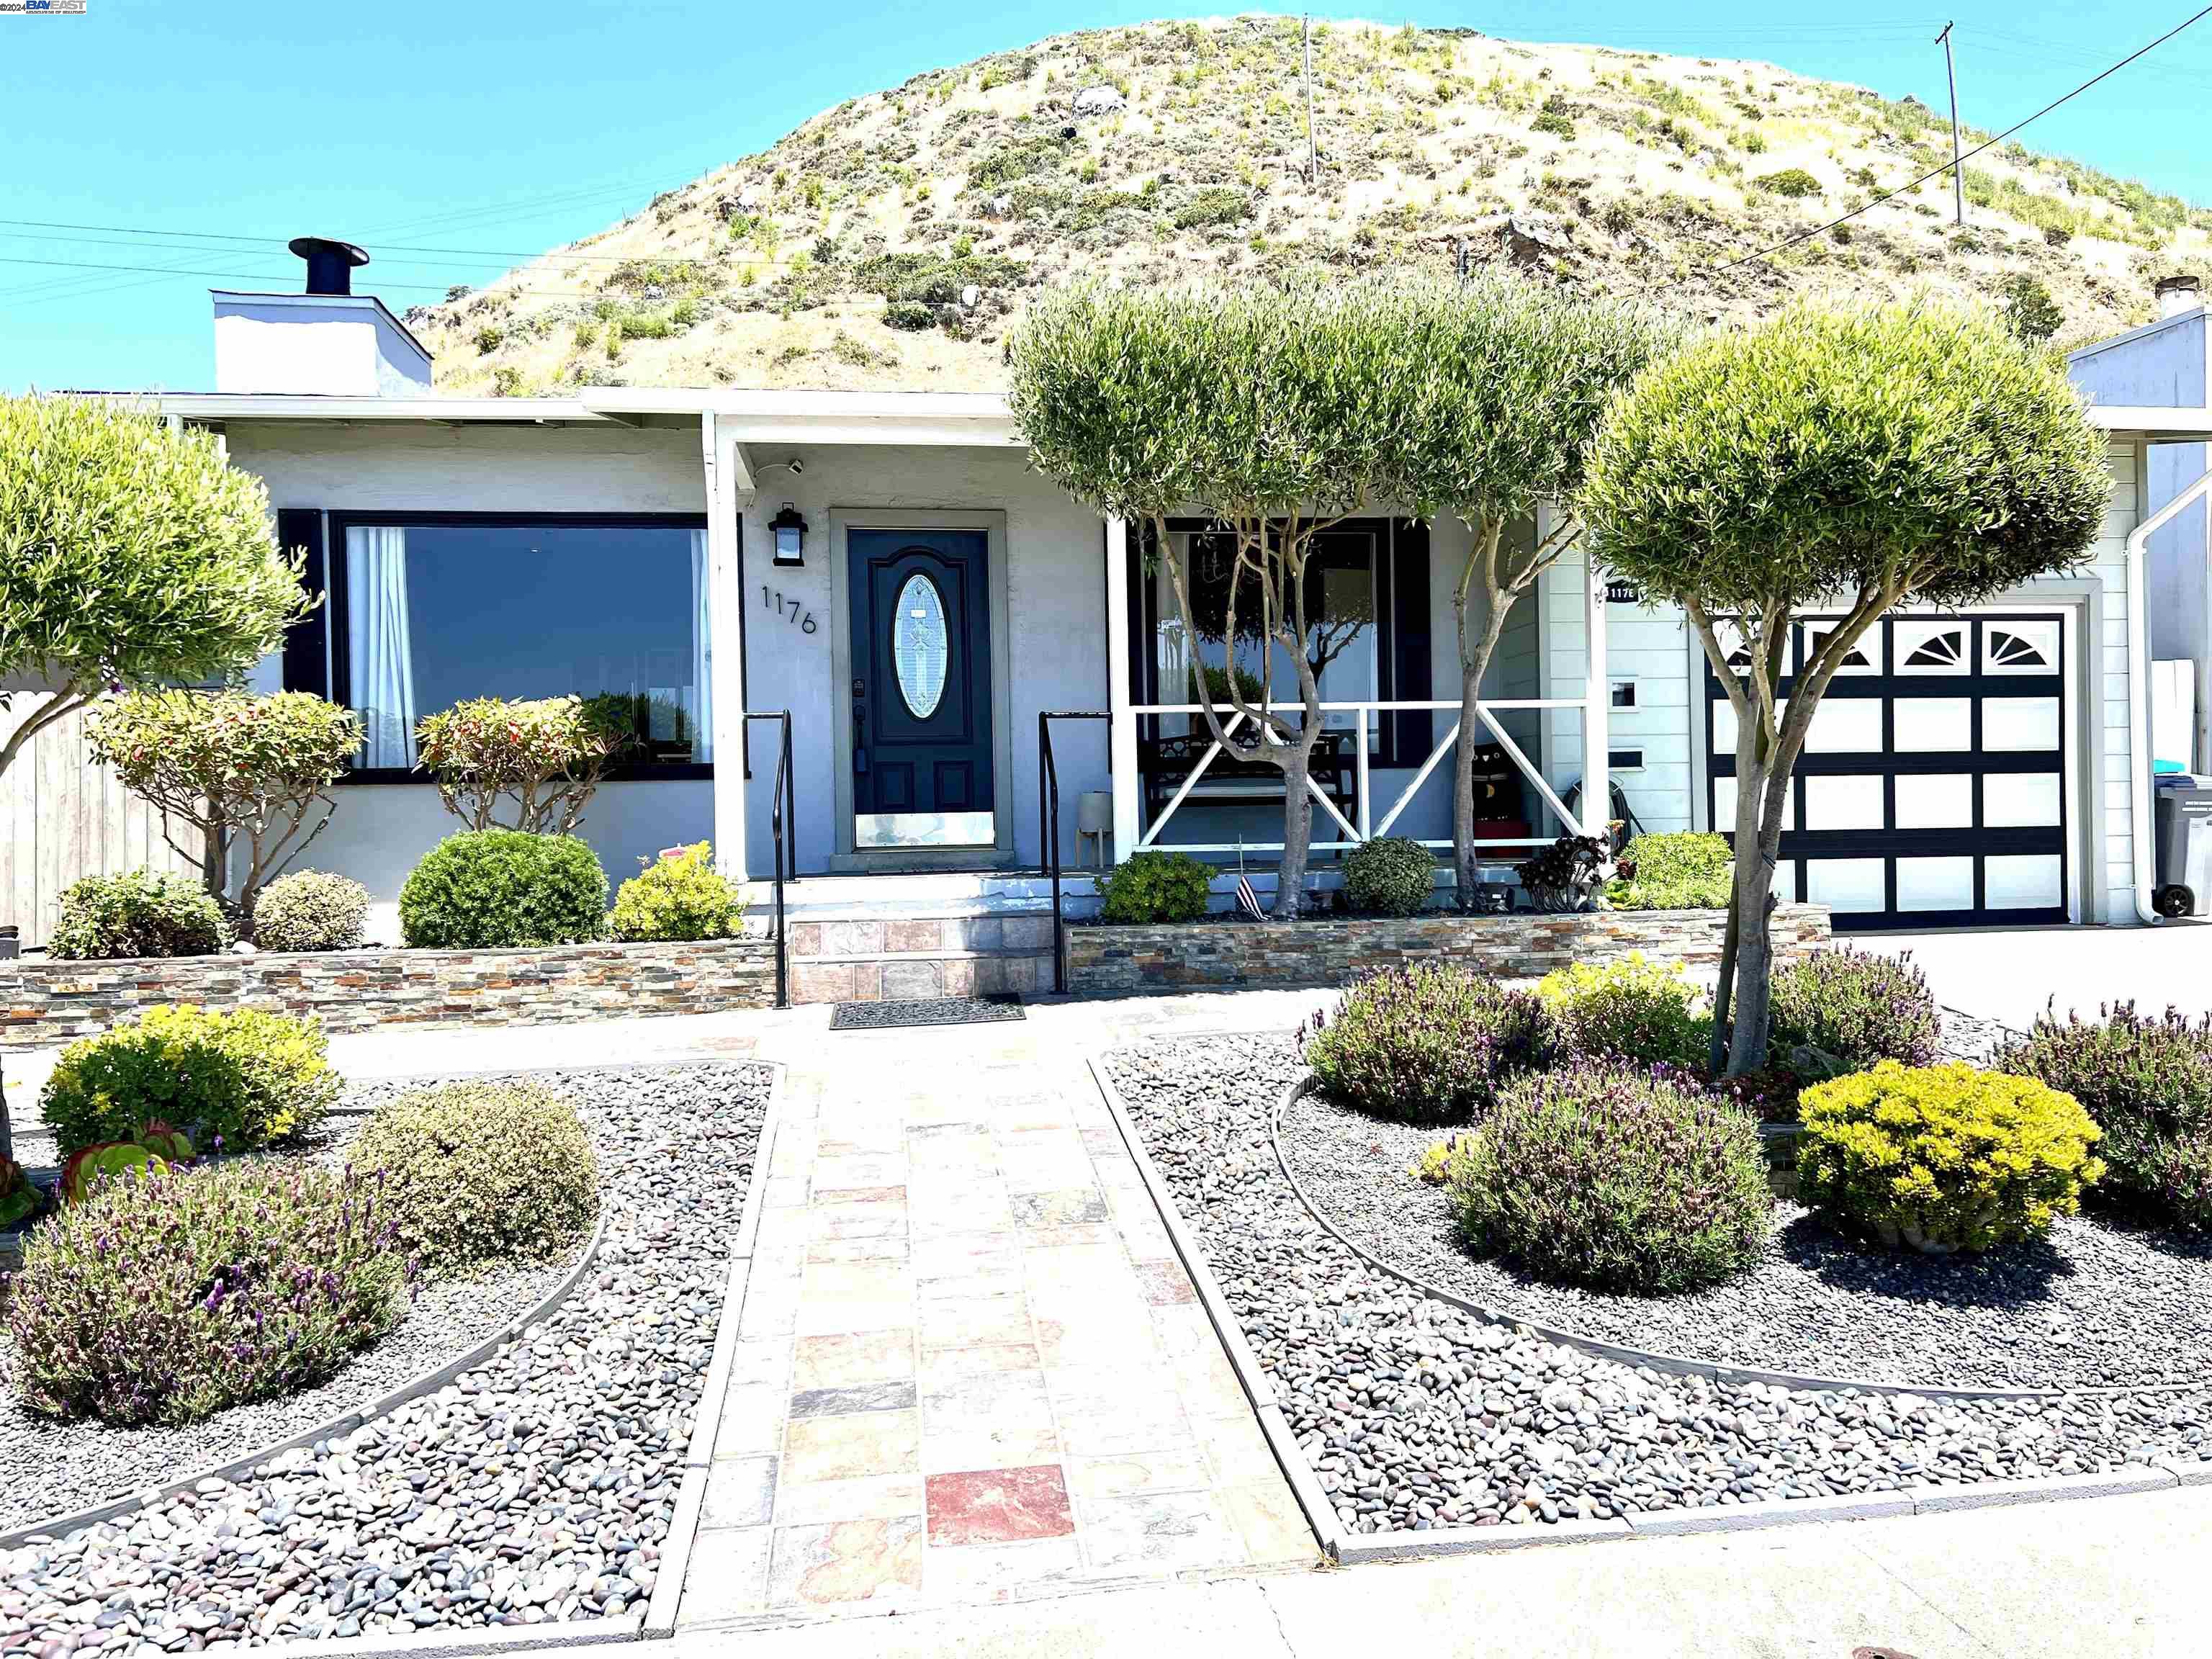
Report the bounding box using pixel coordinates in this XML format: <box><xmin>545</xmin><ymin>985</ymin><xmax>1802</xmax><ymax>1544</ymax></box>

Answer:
<box><xmin>224</xmin><ymin>420</ymin><xmax>714</xmax><ymax>931</ymax></box>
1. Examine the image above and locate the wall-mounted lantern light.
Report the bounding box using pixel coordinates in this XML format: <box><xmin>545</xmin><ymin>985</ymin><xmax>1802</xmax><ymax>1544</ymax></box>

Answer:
<box><xmin>769</xmin><ymin>503</ymin><xmax>808</xmax><ymax>567</ymax></box>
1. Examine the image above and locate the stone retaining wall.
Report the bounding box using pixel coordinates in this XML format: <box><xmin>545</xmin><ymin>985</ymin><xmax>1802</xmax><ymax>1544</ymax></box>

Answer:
<box><xmin>1064</xmin><ymin>904</ymin><xmax>1831</xmax><ymax>995</ymax></box>
<box><xmin>0</xmin><ymin>937</ymin><xmax>777</xmax><ymax>1049</ymax></box>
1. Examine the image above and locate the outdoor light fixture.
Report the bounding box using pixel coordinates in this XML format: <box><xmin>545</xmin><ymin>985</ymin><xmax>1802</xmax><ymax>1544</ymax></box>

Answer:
<box><xmin>770</xmin><ymin>503</ymin><xmax>807</xmax><ymax>567</ymax></box>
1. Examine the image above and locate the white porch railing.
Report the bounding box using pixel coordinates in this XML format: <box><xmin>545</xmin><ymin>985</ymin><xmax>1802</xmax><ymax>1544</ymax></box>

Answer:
<box><xmin>1127</xmin><ymin>698</ymin><xmax>1596</xmax><ymax>855</ymax></box>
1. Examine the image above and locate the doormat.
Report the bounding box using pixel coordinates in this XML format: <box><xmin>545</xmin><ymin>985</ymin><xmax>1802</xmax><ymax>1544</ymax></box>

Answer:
<box><xmin>830</xmin><ymin>995</ymin><xmax>1026</xmax><ymax>1030</ymax></box>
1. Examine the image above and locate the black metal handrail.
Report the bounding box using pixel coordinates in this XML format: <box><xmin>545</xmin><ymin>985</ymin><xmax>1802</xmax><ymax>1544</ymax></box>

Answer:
<box><xmin>1038</xmin><ymin>710</ymin><xmax>1110</xmax><ymax>994</ymax></box>
<box><xmin>742</xmin><ymin>711</ymin><xmax>796</xmax><ymax>1007</ymax></box>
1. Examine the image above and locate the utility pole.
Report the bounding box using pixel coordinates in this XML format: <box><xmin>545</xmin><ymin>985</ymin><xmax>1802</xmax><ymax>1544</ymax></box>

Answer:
<box><xmin>1936</xmin><ymin>22</ymin><xmax>1966</xmax><ymax>225</ymax></box>
<box><xmin>1302</xmin><ymin>13</ymin><xmax>1318</xmax><ymax>187</ymax></box>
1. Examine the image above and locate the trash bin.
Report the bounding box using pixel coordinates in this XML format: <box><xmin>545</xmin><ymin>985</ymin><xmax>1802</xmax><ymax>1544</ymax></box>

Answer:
<box><xmin>2153</xmin><ymin>779</ymin><xmax>2212</xmax><ymax>918</ymax></box>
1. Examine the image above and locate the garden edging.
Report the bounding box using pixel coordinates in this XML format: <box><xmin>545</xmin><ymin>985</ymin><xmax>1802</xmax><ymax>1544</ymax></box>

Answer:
<box><xmin>0</xmin><ymin>1211</ymin><xmax>614</xmax><ymax>1554</ymax></box>
<box><xmin>1091</xmin><ymin>1040</ymin><xmax>2208</xmax><ymax>1565</ymax></box>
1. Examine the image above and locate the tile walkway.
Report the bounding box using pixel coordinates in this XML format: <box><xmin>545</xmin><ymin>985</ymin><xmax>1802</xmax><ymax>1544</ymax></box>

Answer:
<box><xmin>678</xmin><ymin>1014</ymin><xmax>1320</xmax><ymax>1629</ymax></box>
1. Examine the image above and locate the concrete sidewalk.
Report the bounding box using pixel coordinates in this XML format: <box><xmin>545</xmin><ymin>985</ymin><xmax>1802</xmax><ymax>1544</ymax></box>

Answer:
<box><xmin>674</xmin><ymin>1480</ymin><xmax>2212</xmax><ymax>1659</ymax></box>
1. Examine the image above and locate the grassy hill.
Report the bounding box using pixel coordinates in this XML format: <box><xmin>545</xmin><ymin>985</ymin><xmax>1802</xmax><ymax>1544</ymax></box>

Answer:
<box><xmin>410</xmin><ymin>16</ymin><xmax>2212</xmax><ymax>395</ymax></box>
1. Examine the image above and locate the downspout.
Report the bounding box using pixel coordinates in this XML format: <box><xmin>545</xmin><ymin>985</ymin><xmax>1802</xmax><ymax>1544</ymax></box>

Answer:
<box><xmin>2124</xmin><ymin>452</ymin><xmax>2212</xmax><ymax>922</ymax></box>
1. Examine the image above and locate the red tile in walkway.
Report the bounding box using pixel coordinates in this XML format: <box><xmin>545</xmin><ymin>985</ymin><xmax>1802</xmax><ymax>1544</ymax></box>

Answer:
<box><xmin>926</xmin><ymin>1464</ymin><xmax>1077</xmax><ymax>1545</ymax></box>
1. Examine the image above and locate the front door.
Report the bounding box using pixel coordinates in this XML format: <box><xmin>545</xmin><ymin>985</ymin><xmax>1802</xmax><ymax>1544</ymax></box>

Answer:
<box><xmin>849</xmin><ymin>528</ymin><xmax>994</xmax><ymax>849</ymax></box>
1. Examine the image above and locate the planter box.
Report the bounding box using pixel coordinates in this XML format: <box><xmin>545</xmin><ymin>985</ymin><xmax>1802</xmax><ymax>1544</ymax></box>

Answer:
<box><xmin>0</xmin><ymin>936</ymin><xmax>777</xmax><ymax>1050</ymax></box>
<box><xmin>1064</xmin><ymin>904</ymin><xmax>1830</xmax><ymax>996</ymax></box>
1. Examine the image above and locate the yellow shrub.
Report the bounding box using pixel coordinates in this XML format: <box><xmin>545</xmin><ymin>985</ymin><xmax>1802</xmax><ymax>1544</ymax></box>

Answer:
<box><xmin>1797</xmin><ymin>1061</ymin><xmax>2104</xmax><ymax>1254</ymax></box>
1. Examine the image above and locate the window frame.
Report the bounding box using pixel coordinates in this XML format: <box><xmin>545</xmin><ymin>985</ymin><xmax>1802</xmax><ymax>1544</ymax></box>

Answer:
<box><xmin>325</xmin><ymin>509</ymin><xmax>714</xmax><ymax>786</ymax></box>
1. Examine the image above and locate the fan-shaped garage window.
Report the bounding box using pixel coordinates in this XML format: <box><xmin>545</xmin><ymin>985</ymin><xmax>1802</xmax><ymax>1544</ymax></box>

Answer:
<box><xmin>893</xmin><ymin>572</ymin><xmax>949</xmax><ymax>719</ymax></box>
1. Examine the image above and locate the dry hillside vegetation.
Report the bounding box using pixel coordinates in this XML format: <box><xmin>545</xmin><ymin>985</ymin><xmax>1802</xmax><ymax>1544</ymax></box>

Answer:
<box><xmin>411</xmin><ymin>16</ymin><xmax>2212</xmax><ymax>395</ymax></box>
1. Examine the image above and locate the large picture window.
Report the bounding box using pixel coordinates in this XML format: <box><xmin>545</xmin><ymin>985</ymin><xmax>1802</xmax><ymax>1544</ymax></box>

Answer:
<box><xmin>329</xmin><ymin>513</ymin><xmax>711</xmax><ymax>778</ymax></box>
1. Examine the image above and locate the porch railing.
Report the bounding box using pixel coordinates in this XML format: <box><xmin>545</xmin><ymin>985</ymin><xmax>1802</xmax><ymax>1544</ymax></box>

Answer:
<box><xmin>1038</xmin><ymin>709</ymin><xmax>1109</xmax><ymax>995</ymax></box>
<box><xmin>741</xmin><ymin>711</ymin><xmax>796</xmax><ymax>1008</ymax></box>
<box><xmin>1128</xmin><ymin>697</ymin><xmax>1596</xmax><ymax>854</ymax></box>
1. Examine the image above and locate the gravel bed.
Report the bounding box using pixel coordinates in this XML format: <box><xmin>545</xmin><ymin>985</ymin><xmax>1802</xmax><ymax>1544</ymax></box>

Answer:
<box><xmin>1285</xmin><ymin>1084</ymin><xmax>2212</xmax><ymax>1392</ymax></box>
<box><xmin>1105</xmin><ymin>1034</ymin><xmax>2211</xmax><ymax>1536</ymax></box>
<box><xmin>0</xmin><ymin>1061</ymin><xmax>768</xmax><ymax>1652</ymax></box>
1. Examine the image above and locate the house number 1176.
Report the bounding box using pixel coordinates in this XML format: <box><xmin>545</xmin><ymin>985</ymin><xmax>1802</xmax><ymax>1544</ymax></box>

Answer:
<box><xmin>761</xmin><ymin>587</ymin><xmax>819</xmax><ymax>635</ymax></box>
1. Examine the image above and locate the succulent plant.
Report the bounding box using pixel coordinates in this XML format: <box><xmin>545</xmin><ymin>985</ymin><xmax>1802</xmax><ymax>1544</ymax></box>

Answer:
<box><xmin>0</xmin><ymin>1156</ymin><xmax>40</xmax><ymax>1230</ymax></box>
<box><xmin>134</xmin><ymin>1120</ymin><xmax>197</xmax><ymax>1162</ymax></box>
<box><xmin>60</xmin><ymin>1141</ymin><xmax>168</xmax><ymax>1205</ymax></box>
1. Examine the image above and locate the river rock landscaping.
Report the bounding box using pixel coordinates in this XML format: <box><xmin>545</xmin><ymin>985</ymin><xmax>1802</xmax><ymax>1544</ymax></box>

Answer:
<box><xmin>1104</xmin><ymin>1034</ymin><xmax>2212</xmax><ymax>1534</ymax></box>
<box><xmin>0</xmin><ymin>1061</ymin><xmax>768</xmax><ymax>1652</ymax></box>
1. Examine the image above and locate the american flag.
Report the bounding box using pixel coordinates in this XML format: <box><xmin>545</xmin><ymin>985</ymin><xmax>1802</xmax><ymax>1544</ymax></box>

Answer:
<box><xmin>1235</xmin><ymin>874</ymin><xmax>1265</xmax><ymax>918</ymax></box>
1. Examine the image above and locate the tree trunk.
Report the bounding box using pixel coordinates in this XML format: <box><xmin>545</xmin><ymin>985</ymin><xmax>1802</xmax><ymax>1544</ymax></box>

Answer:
<box><xmin>1452</xmin><ymin>662</ymin><xmax>1483</xmax><ymax>905</ymax></box>
<box><xmin>1274</xmin><ymin>745</ymin><xmax>1315</xmax><ymax>919</ymax></box>
<box><xmin>1724</xmin><ymin>758</ymin><xmax>1782</xmax><ymax>1076</ymax></box>
<box><xmin>1709</xmin><ymin>886</ymin><xmax>1738</xmax><ymax>1079</ymax></box>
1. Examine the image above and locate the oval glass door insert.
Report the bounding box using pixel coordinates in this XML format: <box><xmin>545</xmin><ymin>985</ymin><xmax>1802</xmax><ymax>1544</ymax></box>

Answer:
<box><xmin>892</xmin><ymin>572</ymin><xmax>949</xmax><ymax>719</ymax></box>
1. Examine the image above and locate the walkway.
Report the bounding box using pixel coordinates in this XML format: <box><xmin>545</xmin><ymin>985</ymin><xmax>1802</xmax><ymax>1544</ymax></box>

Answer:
<box><xmin>675</xmin><ymin>1004</ymin><xmax>1321</xmax><ymax>1626</ymax></box>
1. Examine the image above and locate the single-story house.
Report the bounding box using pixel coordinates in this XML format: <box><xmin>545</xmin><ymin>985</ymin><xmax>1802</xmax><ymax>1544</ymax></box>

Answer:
<box><xmin>52</xmin><ymin>244</ymin><xmax>2212</xmax><ymax>989</ymax></box>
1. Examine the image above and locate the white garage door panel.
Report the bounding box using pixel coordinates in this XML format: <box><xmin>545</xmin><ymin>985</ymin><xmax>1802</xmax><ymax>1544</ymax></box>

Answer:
<box><xmin>1705</xmin><ymin>612</ymin><xmax>2073</xmax><ymax>930</ymax></box>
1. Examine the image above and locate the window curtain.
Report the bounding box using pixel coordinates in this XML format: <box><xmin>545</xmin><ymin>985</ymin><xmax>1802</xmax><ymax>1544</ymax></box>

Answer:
<box><xmin>690</xmin><ymin>529</ymin><xmax>713</xmax><ymax>763</ymax></box>
<box><xmin>346</xmin><ymin>526</ymin><xmax>416</xmax><ymax>768</ymax></box>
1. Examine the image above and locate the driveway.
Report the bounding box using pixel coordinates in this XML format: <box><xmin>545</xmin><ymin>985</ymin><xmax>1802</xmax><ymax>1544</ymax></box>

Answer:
<box><xmin>1863</xmin><ymin>920</ymin><xmax>2212</xmax><ymax>1031</ymax></box>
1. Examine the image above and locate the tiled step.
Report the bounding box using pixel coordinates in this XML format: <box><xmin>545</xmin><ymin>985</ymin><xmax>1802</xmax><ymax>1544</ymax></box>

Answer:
<box><xmin>785</xmin><ymin>912</ymin><xmax>1057</xmax><ymax>1004</ymax></box>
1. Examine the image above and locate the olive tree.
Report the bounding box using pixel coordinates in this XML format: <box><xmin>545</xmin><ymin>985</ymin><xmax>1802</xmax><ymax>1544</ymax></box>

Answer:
<box><xmin>1375</xmin><ymin>276</ymin><xmax>1670</xmax><ymax>902</ymax></box>
<box><xmin>0</xmin><ymin>394</ymin><xmax>308</xmax><ymax>1158</ymax></box>
<box><xmin>1580</xmin><ymin>301</ymin><xmax>2109</xmax><ymax>1073</ymax></box>
<box><xmin>87</xmin><ymin>689</ymin><xmax>360</xmax><ymax>925</ymax></box>
<box><xmin>1009</xmin><ymin>281</ymin><xmax>1426</xmax><ymax>916</ymax></box>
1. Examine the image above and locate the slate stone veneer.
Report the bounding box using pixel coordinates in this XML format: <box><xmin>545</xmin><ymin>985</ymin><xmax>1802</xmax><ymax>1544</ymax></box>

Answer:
<box><xmin>1064</xmin><ymin>904</ymin><xmax>1832</xmax><ymax>995</ymax></box>
<box><xmin>0</xmin><ymin>937</ymin><xmax>778</xmax><ymax>1049</ymax></box>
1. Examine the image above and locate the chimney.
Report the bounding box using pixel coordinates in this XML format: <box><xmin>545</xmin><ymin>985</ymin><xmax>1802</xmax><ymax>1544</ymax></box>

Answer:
<box><xmin>211</xmin><ymin>237</ymin><xmax>434</xmax><ymax>397</ymax></box>
<box><xmin>2157</xmin><ymin>274</ymin><xmax>2203</xmax><ymax>320</ymax></box>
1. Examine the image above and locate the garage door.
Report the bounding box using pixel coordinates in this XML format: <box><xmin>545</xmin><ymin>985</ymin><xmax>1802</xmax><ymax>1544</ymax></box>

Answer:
<box><xmin>1704</xmin><ymin>612</ymin><xmax>2072</xmax><ymax>930</ymax></box>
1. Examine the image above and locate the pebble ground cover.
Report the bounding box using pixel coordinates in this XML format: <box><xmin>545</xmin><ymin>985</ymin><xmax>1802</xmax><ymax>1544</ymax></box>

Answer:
<box><xmin>0</xmin><ymin>1061</ymin><xmax>768</xmax><ymax>1653</ymax></box>
<box><xmin>1105</xmin><ymin>1035</ymin><xmax>2212</xmax><ymax>1537</ymax></box>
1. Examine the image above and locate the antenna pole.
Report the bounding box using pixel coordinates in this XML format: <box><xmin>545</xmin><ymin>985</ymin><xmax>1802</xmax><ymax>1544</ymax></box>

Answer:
<box><xmin>1936</xmin><ymin>22</ymin><xmax>1966</xmax><ymax>226</ymax></box>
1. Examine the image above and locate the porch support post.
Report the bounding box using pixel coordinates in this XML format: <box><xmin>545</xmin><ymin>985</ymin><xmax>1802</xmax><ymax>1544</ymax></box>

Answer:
<box><xmin>1105</xmin><ymin>514</ymin><xmax>1141</xmax><ymax>863</ymax></box>
<box><xmin>704</xmin><ymin>412</ymin><xmax>751</xmax><ymax>884</ymax></box>
<box><xmin>1578</xmin><ymin>510</ymin><xmax>1610</xmax><ymax>842</ymax></box>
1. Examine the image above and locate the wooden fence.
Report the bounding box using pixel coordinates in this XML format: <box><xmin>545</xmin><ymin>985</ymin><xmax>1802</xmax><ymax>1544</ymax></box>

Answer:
<box><xmin>0</xmin><ymin>696</ymin><xmax>207</xmax><ymax>952</ymax></box>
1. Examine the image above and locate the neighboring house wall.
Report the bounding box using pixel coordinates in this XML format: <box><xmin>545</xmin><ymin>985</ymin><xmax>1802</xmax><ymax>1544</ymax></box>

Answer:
<box><xmin>224</xmin><ymin>421</ymin><xmax>714</xmax><ymax>931</ymax></box>
<box><xmin>0</xmin><ymin>691</ymin><xmax>208</xmax><ymax>950</ymax></box>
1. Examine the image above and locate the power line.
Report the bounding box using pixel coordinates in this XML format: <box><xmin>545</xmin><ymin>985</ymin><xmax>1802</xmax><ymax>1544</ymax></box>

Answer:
<box><xmin>1663</xmin><ymin>4</ymin><xmax>2212</xmax><ymax>287</ymax></box>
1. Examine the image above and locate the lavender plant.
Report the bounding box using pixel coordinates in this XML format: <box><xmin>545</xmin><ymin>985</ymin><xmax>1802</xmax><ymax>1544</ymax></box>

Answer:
<box><xmin>1306</xmin><ymin>963</ymin><xmax>1553</xmax><ymax>1125</ymax></box>
<box><xmin>9</xmin><ymin>1160</ymin><xmax>408</xmax><ymax>1426</ymax></box>
<box><xmin>1768</xmin><ymin>948</ymin><xmax>1943</xmax><ymax>1069</ymax></box>
<box><xmin>1997</xmin><ymin>1003</ymin><xmax>2212</xmax><ymax>1228</ymax></box>
<box><xmin>1449</xmin><ymin>1060</ymin><xmax>1771</xmax><ymax>1293</ymax></box>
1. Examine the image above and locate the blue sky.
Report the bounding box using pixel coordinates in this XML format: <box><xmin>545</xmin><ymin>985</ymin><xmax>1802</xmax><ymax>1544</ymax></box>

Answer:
<box><xmin>6</xmin><ymin>1</ymin><xmax>2212</xmax><ymax>392</ymax></box>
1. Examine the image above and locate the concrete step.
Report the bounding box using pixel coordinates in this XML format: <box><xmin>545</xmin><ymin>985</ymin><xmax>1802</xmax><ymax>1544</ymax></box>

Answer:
<box><xmin>783</xmin><ymin>911</ymin><xmax>1057</xmax><ymax>1004</ymax></box>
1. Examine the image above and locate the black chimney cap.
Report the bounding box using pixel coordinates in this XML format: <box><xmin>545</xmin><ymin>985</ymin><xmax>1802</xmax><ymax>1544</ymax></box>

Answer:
<box><xmin>288</xmin><ymin>236</ymin><xmax>370</xmax><ymax>297</ymax></box>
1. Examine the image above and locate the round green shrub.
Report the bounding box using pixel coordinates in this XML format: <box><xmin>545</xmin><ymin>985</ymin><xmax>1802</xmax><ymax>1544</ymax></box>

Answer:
<box><xmin>1095</xmin><ymin>850</ymin><xmax>1213</xmax><ymax>925</ymax></box>
<box><xmin>1769</xmin><ymin>947</ymin><xmax>1941</xmax><ymax>1069</ymax></box>
<box><xmin>608</xmin><ymin>840</ymin><xmax>746</xmax><ymax>942</ymax></box>
<box><xmin>1797</xmin><ymin>1061</ymin><xmax>2105</xmax><ymax>1254</ymax></box>
<box><xmin>7</xmin><ymin>1159</ymin><xmax>407</xmax><ymax>1426</ymax></box>
<box><xmin>40</xmin><ymin>1002</ymin><xmax>340</xmax><ymax>1156</ymax></box>
<box><xmin>1537</xmin><ymin>953</ymin><xmax>1712</xmax><ymax>1069</ymax></box>
<box><xmin>1605</xmin><ymin>832</ymin><xmax>1731</xmax><ymax>910</ymax></box>
<box><xmin>1449</xmin><ymin>1061</ymin><xmax>1771</xmax><ymax>1293</ymax></box>
<box><xmin>47</xmin><ymin>870</ymin><xmax>229</xmax><ymax>961</ymax></box>
<box><xmin>1306</xmin><ymin>963</ymin><xmax>1552</xmax><ymax>1125</ymax></box>
<box><xmin>346</xmin><ymin>1080</ymin><xmax>599</xmax><ymax>1275</ymax></box>
<box><xmin>1343</xmin><ymin>836</ymin><xmax>1435</xmax><ymax>917</ymax></box>
<box><xmin>1996</xmin><ymin>1004</ymin><xmax>2212</xmax><ymax>1228</ymax></box>
<box><xmin>398</xmin><ymin>829</ymin><xmax>608</xmax><ymax>949</ymax></box>
<box><xmin>251</xmin><ymin>869</ymin><xmax>371</xmax><ymax>953</ymax></box>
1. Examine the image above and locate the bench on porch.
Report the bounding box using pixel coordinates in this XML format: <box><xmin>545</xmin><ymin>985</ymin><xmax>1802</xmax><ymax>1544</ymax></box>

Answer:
<box><xmin>1137</xmin><ymin>729</ymin><xmax>1357</xmax><ymax>827</ymax></box>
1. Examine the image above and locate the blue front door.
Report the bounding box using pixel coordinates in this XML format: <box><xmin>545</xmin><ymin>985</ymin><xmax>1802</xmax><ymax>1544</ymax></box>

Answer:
<box><xmin>849</xmin><ymin>528</ymin><xmax>994</xmax><ymax>848</ymax></box>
